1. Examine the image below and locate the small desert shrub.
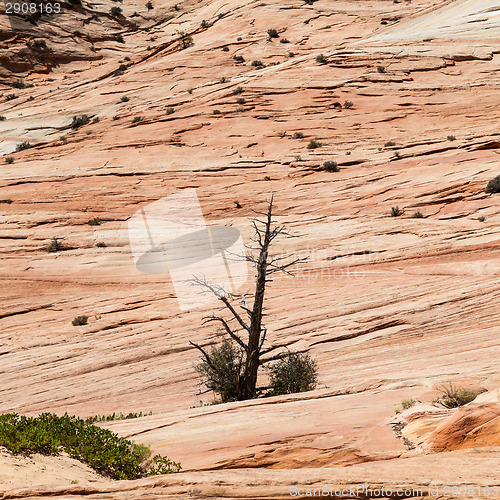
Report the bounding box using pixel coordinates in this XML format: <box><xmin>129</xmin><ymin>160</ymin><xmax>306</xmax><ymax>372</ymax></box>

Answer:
<box><xmin>6</xmin><ymin>94</ymin><xmax>18</xmax><ymax>101</ymax></box>
<box><xmin>307</xmin><ymin>139</ymin><xmax>322</xmax><ymax>149</ymax></box>
<box><xmin>120</xmin><ymin>96</ymin><xmax>130</xmax><ymax>102</ymax></box>
<box><xmin>85</xmin><ymin>411</ymin><xmax>152</xmax><ymax>424</ymax></box>
<box><xmin>195</xmin><ymin>339</ymin><xmax>245</xmax><ymax>403</ymax></box>
<box><xmin>32</xmin><ymin>39</ymin><xmax>48</xmax><ymax>49</ymax></box>
<box><xmin>233</xmin><ymin>55</ymin><xmax>245</xmax><ymax>63</ymax></box>
<box><xmin>236</xmin><ymin>98</ymin><xmax>246</xmax><ymax>105</ymax></box>
<box><xmin>391</xmin><ymin>206</ymin><xmax>402</xmax><ymax>217</ymax></box>
<box><xmin>266</xmin><ymin>351</ymin><xmax>318</xmax><ymax>397</ymax></box>
<box><xmin>322</xmin><ymin>160</ymin><xmax>339</xmax><ymax>172</ymax></box>
<box><xmin>176</xmin><ymin>30</ymin><xmax>193</xmax><ymax>49</ymax></box>
<box><xmin>0</xmin><ymin>116</ymin><xmax>5</xmax><ymax>121</ymax></box>
<box><xmin>113</xmin><ymin>115</ymin><xmax>120</xmax><ymax>120</ymax></box>
<box><xmin>0</xmin><ymin>199</ymin><xmax>13</xmax><ymax>204</ymax></box>
<box><xmin>401</xmin><ymin>398</ymin><xmax>416</xmax><ymax>410</ymax></box>
<box><xmin>72</xmin><ymin>315</ymin><xmax>88</xmax><ymax>326</ymax></box>
<box><xmin>377</xmin><ymin>65</ymin><xmax>386</xmax><ymax>73</ymax></box>
<box><xmin>251</xmin><ymin>60</ymin><xmax>264</xmax><ymax>67</ymax></box>
<box><xmin>96</xmin><ymin>242</ymin><xmax>106</xmax><ymax>248</ymax></box>
<box><xmin>267</xmin><ymin>28</ymin><xmax>279</xmax><ymax>38</ymax></box>
<box><xmin>478</xmin><ymin>216</ymin><xmax>485</xmax><ymax>222</ymax></box>
<box><xmin>485</xmin><ymin>175</ymin><xmax>500</xmax><ymax>194</ymax></box>
<box><xmin>110</xmin><ymin>6</ymin><xmax>122</xmax><ymax>16</ymax></box>
<box><xmin>16</xmin><ymin>142</ymin><xmax>32</xmax><ymax>152</ymax></box>
<box><xmin>87</xmin><ymin>217</ymin><xmax>102</xmax><ymax>226</ymax></box>
<box><xmin>71</xmin><ymin>115</ymin><xmax>90</xmax><ymax>130</ymax></box>
<box><xmin>433</xmin><ymin>383</ymin><xmax>485</xmax><ymax>409</ymax></box>
<box><xmin>280</xmin><ymin>38</ymin><xmax>290</xmax><ymax>43</ymax></box>
<box><xmin>343</xmin><ymin>100</ymin><xmax>353</xmax><ymax>109</ymax></box>
<box><xmin>114</xmin><ymin>34</ymin><xmax>125</xmax><ymax>43</ymax></box>
<box><xmin>316</xmin><ymin>54</ymin><xmax>327</xmax><ymax>64</ymax></box>
<box><xmin>212</xmin><ymin>109</ymin><xmax>221</xmax><ymax>115</ymax></box>
<box><xmin>293</xmin><ymin>131</ymin><xmax>304</xmax><ymax>139</ymax></box>
<box><xmin>166</xmin><ymin>107</ymin><xmax>175</xmax><ymax>115</ymax></box>
<box><xmin>132</xmin><ymin>116</ymin><xmax>143</xmax><ymax>123</ymax></box>
<box><xmin>0</xmin><ymin>413</ymin><xmax>180</xmax><ymax>479</ymax></box>
<box><xmin>385</xmin><ymin>141</ymin><xmax>396</xmax><ymax>147</ymax></box>
<box><xmin>412</xmin><ymin>210</ymin><xmax>424</xmax><ymax>218</ymax></box>
<box><xmin>201</xmin><ymin>19</ymin><xmax>208</xmax><ymax>28</ymax></box>
<box><xmin>5</xmin><ymin>157</ymin><xmax>14</xmax><ymax>164</ymax></box>
<box><xmin>47</xmin><ymin>238</ymin><xmax>61</xmax><ymax>252</ymax></box>
<box><xmin>11</xmin><ymin>79</ymin><xmax>26</xmax><ymax>89</ymax></box>
<box><xmin>222</xmin><ymin>46</ymin><xmax>229</xmax><ymax>52</ymax></box>
<box><xmin>146</xmin><ymin>1</ymin><xmax>153</xmax><ymax>10</ymax></box>
<box><xmin>447</xmin><ymin>135</ymin><xmax>456</xmax><ymax>141</ymax></box>
<box><xmin>233</xmin><ymin>86</ymin><xmax>243</xmax><ymax>95</ymax></box>
<box><xmin>92</xmin><ymin>117</ymin><xmax>99</xmax><ymax>124</ymax></box>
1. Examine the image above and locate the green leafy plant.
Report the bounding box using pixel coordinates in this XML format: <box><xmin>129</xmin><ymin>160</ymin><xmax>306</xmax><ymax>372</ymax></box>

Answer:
<box><xmin>176</xmin><ymin>30</ymin><xmax>193</xmax><ymax>49</ymax></box>
<box><xmin>0</xmin><ymin>413</ymin><xmax>180</xmax><ymax>479</ymax></box>
<box><xmin>266</xmin><ymin>351</ymin><xmax>318</xmax><ymax>397</ymax></box>
<box><xmin>343</xmin><ymin>100</ymin><xmax>353</xmax><ymax>109</ymax></box>
<box><xmin>72</xmin><ymin>315</ymin><xmax>88</xmax><ymax>326</ymax></box>
<box><xmin>114</xmin><ymin>34</ymin><xmax>125</xmax><ymax>43</ymax></box>
<box><xmin>212</xmin><ymin>109</ymin><xmax>221</xmax><ymax>115</ymax></box>
<box><xmin>87</xmin><ymin>217</ymin><xmax>102</xmax><ymax>226</ymax></box>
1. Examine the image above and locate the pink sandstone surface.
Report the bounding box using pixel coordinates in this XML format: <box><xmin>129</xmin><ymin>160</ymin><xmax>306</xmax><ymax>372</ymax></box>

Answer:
<box><xmin>1</xmin><ymin>0</ymin><xmax>500</xmax><ymax>496</ymax></box>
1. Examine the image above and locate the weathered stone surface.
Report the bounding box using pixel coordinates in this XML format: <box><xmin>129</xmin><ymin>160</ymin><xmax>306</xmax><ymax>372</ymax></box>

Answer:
<box><xmin>1</xmin><ymin>0</ymin><xmax>500</xmax><ymax>496</ymax></box>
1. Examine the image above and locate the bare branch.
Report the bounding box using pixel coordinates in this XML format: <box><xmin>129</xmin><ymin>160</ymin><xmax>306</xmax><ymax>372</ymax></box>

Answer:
<box><xmin>202</xmin><ymin>315</ymin><xmax>248</xmax><ymax>351</ymax></box>
<box><xmin>258</xmin><ymin>326</ymin><xmax>267</xmax><ymax>351</ymax></box>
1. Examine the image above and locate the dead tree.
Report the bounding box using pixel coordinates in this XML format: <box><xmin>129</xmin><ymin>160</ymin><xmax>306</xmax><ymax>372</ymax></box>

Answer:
<box><xmin>190</xmin><ymin>196</ymin><xmax>306</xmax><ymax>401</ymax></box>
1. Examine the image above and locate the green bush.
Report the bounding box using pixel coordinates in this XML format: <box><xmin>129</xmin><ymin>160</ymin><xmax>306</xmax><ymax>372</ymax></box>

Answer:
<box><xmin>391</xmin><ymin>206</ymin><xmax>402</xmax><ymax>217</ymax></box>
<box><xmin>486</xmin><ymin>175</ymin><xmax>500</xmax><ymax>194</ymax></box>
<box><xmin>71</xmin><ymin>115</ymin><xmax>90</xmax><ymax>130</ymax></box>
<box><xmin>166</xmin><ymin>107</ymin><xmax>175</xmax><ymax>115</ymax></box>
<box><xmin>72</xmin><ymin>315</ymin><xmax>88</xmax><ymax>326</ymax></box>
<box><xmin>5</xmin><ymin>156</ymin><xmax>14</xmax><ymax>164</ymax></box>
<box><xmin>316</xmin><ymin>54</ymin><xmax>327</xmax><ymax>64</ymax></box>
<box><xmin>343</xmin><ymin>100</ymin><xmax>353</xmax><ymax>109</ymax></box>
<box><xmin>307</xmin><ymin>140</ymin><xmax>322</xmax><ymax>149</ymax></box>
<box><xmin>267</xmin><ymin>351</ymin><xmax>318</xmax><ymax>396</ymax></box>
<box><xmin>6</xmin><ymin>94</ymin><xmax>18</xmax><ymax>101</ymax></box>
<box><xmin>267</xmin><ymin>29</ymin><xmax>279</xmax><ymax>38</ymax></box>
<box><xmin>132</xmin><ymin>116</ymin><xmax>143</xmax><ymax>124</ymax></box>
<box><xmin>377</xmin><ymin>65</ymin><xmax>386</xmax><ymax>73</ymax></box>
<box><xmin>384</xmin><ymin>141</ymin><xmax>396</xmax><ymax>147</ymax></box>
<box><xmin>87</xmin><ymin>217</ymin><xmax>102</xmax><ymax>226</ymax></box>
<box><xmin>0</xmin><ymin>413</ymin><xmax>180</xmax><ymax>479</ymax></box>
<box><xmin>47</xmin><ymin>238</ymin><xmax>61</xmax><ymax>252</ymax></box>
<box><xmin>233</xmin><ymin>86</ymin><xmax>243</xmax><ymax>95</ymax></box>
<box><xmin>0</xmin><ymin>116</ymin><xmax>5</xmax><ymax>121</ymax></box>
<box><xmin>115</xmin><ymin>34</ymin><xmax>125</xmax><ymax>43</ymax></box>
<box><xmin>195</xmin><ymin>339</ymin><xmax>245</xmax><ymax>403</ymax></box>
<box><xmin>280</xmin><ymin>38</ymin><xmax>290</xmax><ymax>44</ymax></box>
<box><xmin>236</xmin><ymin>98</ymin><xmax>246</xmax><ymax>105</ymax></box>
<box><xmin>120</xmin><ymin>96</ymin><xmax>130</xmax><ymax>103</ymax></box>
<box><xmin>212</xmin><ymin>109</ymin><xmax>221</xmax><ymax>115</ymax></box>
<box><xmin>293</xmin><ymin>132</ymin><xmax>304</xmax><ymax>139</ymax></box>
<box><xmin>110</xmin><ymin>6</ymin><xmax>123</xmax><ymax>16</ymax></box>
<box><xmin>233</xmin><ymin>55</ymin><xmax>245</xmax><ymax>63</ymax></box>
<box><xmin>146</xmin><ymin>1</ymin><xmax>153</xmax><ymax>10</ymax></box>
<box><xmin>323</xmin><ymin>161</ymin><xmax>338</xmax><ymax>172</ymax></box>
<box><xmin>11</xmin><ymin>79</ymin><xmax>26</xmax><ymax>89</ymax></box>
<box><xmin>447</xmin><ymin>135</ymin><xmax>456</xmax><ymax>141</ymax></box>
<box><xmin>433</xmin><ymin>383</ymin><xmax>485</xmax><ymax>409</ymax></box>
<box><xmin>16</xmin><ymin>142</ymin><xmax>32</xmax><ymax>152</ymax></box>
<box><xmin>251</xmin><ymin>60</ymin><xmax>264</xmax><ymax>67</ymax></box>
<box><xmin>412</xmin><ymin>210</ymin><xmax>424</xmax><ymax>218</ymax></box>
<box><xmin>222</xmin><ymin>46</ymin><xmax>229</xmax><ymax>52</ymax></box>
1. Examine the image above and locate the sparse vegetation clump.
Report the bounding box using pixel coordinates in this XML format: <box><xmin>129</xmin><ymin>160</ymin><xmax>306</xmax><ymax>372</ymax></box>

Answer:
<box><xmin>16</xmin><ymin>142</ymin><xmax>32</xmax><ymax>152</ymax></box>
<box><xmin>251</xmin><ymin>60</ymin><xmax>264</xmax><ymax>67</ymax></box>
<box><xmin>176</xmin><ymin>30</ymin><xmax>193</xmax><ymax>49</ymax></box>
<box><xmin>267</xmin><ymin>28</ymin><xmax>279</xmax><ymax>39</ymax></box>
<box><xmin>433</xmin><ymin>383</ymin><xmax>485</xmax><ymax>409</ymax></box>
<box><xmin>11</xmin><ymin>79</ymin><xmax>26</xmax><ymax>89</ymax></box>
<box><xmin>280</xmin><ymin>38</ymin><xmax>290</xmax><ymax>44</ymax></box>
<box><xmin>85</xmin><ymin>411</ymin><xmax>152</xmax><ymax>424</ymax></box>
<box><xmin>132</xmin><ymin>116</ymin><xmax>144</xmax><ymax>123</ymax></box>
<box><xmin>293</xmin><ymin>132</ymin><xmax>304</xmax><ymax>139</ymax></box>
<box><xmin>343</xmin><ymin>100</ymin><xmax>353</xmax><ymax>109</ymax></box>
<box><xmin>0</xmin><ymin>412</ymin><xmax>180</xmax><ymax>479</ymax></box>
<box><xmin>47</xmin><ymin>238</ymin><xmax>61</xmax><ymax>252</ymax></box>
<box><xmin>233</xmin><ymin>55</ymin><xmax>245</xmax><ymax>63</ymax></box>
<box><xmin>146</xmin><ymin>1</ymin><xmax>153</xmax><ymax>10</ymax></box>
<box><xmin>87</xmin><ymin>217</ymin><xmax>103</xmax><ymax>226</ymax></box>
<box><xmin>447</xmin><ymin>135</ymin><xmax>456</xmax><ymax>141</ymax></box>
<box><xmin>72</xmin><ymin>315</ymin><xmax>88</xmax><ymax>326</ymax></box>
<box><xmin>6</xmin><ymin>94</ymin><xmax>18</xmax><ymax>101</ymax></box>
<box><xmin>96</xmin><ymin>242</ymin><xmax>106</xmax><ymax>248</ymax></box>
<box><xmin>5</xmin><ymin>156</ymin><xmax>14</xmax><ymax>164</ymax></box>
<box><xmin>377</xmin><ymin>65</ymin><xmax>386</xmax><ymax>73</ymax></box>
<box><xmin>212</xmin><ymin>109</ymin><xmax>221</xmax><ymax>115</ymax></box>
<box><xmin>236</xmin><ymin>98</ymin><xmax>246</xmax><ymax>105</ymax></box>
<box><xmin>71</xmin><ymin>115</ymin><xmax>90</xmax><ymax>130</ymax></box>
<box><xmin>385</xmin><ymin>141</ymin><xmax>396</xmax><ymax>147</ymax></box>
<box><xmin>485</xmin><ymin>175</ymin><xmax>500</xmax><ymax>194</ymax></box>
<box><xmin>391</xmin><ymin>206</ymin><xmax>402</xmax><ymax>217</ymax></box>
<box><xmin>114</xmin><ymin>34</ymin><xmax>125</xmax><ymax>43</ymax></box>
<box><xmin>307</xmin><ymin>139</ymin><xmax>322</xmax><ymax>149</ymax></box>
<box><xmin>0</xmin><ymin>116</ymin><xmax>5</xmax><ymax>121</ymax></box>
<box><xmin>222</xmin><ymin>46</ymin><xmax>229</xmax><ymax>52</ymax></box>
<box><xmin>110</xmin><ymin>6</ymin><xmax>123</xmax><ymax>16</ymax></box>
<box><xmin>266</xmin><ymin>351</ymin><xmax>318</xmax><ymax>397</ymax></box>
<box><xmin>322</xmin><ymin>160</ymin><xmax>339</xmax><ymax>172</ymax></box>
<box><xmin>233</xmin><ymin>86</ymin><xmax>243</xmax><ymax>95</ymax></box>
<box><xmin>412</xmin><ymin>210</ymin><xmax>424</xmax><ymax>218</ymax></box>
<box><xmin>316</xmin><ymin>54</ymin><xmax>328</xmax><ymax>64</ymax></box>
<box><xmin>166</xmin><ymin>107</ymin><xmax>175</xmax><ymax>115</ymax></box>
